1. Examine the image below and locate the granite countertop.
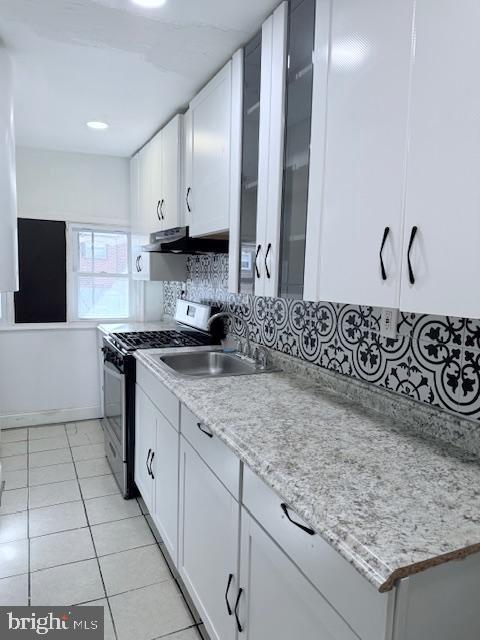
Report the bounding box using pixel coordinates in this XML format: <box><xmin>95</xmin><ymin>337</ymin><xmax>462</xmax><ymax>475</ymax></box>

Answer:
<box><xmin>135</xmin><ymin>347</ymin><xmax>480</xmax><ymax>593</ymax></box>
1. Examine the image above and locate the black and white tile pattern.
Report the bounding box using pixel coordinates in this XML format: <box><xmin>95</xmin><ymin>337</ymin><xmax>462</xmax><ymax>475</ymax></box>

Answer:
<box><xmin>163</xmin><ymin>255</ymin><xmax>480</xmax><ymax>421</ymax></box>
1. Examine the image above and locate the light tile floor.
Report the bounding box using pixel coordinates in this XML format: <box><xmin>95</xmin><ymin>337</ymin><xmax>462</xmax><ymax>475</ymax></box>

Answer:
<box><xmin>0</xmin><ymin>420</ymin><xmax>206</xmax><ymax>640</ymax></box>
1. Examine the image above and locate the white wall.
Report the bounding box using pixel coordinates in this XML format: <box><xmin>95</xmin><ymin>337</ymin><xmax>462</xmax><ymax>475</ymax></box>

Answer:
<box><xmin>0</xmin><ymin>147</ymin><xmax>130</xmax><ymax>428</ymax></box>
<box><xmin>15</xmin><ymin>146</ymin><xmax>130</xmax><ymax>226</ymax></box>
<box><xmin>0</xmin><ymin>327</ymin><xmax>101</xmax><ymax>428</ymax></box>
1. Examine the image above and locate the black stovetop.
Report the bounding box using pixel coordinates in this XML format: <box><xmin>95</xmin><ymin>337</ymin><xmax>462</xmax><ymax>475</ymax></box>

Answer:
<box><xmin>110</xmin><ymin>329</ymin><xmax>215</xmax><ymax>352</ymax></box>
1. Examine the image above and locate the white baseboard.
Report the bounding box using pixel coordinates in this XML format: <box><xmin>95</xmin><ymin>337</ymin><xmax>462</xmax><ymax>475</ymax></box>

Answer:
<box><xmin>0</xmin><ymin>406</ymin><xmax>102</xmax><ymax>429</ymax></box>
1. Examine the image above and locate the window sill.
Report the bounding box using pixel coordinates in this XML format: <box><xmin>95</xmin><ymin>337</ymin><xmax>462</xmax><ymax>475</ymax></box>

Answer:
<box><xmin>0</xmin><ymin>322</ymin><xmax>101</xmax><ymax>332</ymax></box>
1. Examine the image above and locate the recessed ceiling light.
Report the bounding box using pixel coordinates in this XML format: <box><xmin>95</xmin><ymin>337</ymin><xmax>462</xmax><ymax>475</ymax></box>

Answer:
<box><xmin>131</xmin><ymin>0</ymin><xmax>167</xmax><ymax>7</ymax></box>
<box><xmin>86</xmin><ymin>121</ymin><xmax>109</xmax><ymax>130</ymax></box>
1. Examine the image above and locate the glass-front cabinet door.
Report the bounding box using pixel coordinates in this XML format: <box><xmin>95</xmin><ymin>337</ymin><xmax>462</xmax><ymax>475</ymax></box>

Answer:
<box><xmin>278</xmin><ymin>0</ymin><xmax>316</xmax><ymax>298</ymax></box>
<box><xmin>239</xmin><ymin>32</ymin><xmax>262</xmax><ymax>294</ymax></box>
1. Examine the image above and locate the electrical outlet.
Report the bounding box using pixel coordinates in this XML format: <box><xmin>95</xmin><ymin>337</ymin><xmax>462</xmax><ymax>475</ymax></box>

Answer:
<box><xmin>380</xmin><ymin>307</ymin><xmax>399</xmax><ymax>339</ymax></box>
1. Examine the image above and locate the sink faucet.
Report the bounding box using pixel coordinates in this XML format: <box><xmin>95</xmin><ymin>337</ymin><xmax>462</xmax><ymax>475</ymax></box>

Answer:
<box><xmin>207</xmin><ymin>311</ymin><xmax>251</xmax><ymax>358</ymax></box>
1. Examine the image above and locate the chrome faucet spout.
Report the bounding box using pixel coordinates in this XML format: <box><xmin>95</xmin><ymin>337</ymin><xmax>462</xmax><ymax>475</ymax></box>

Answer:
<box><xmin>207</xmin><ymin>311</ymin><xmax>250</xmax><ymax>357</ymax></box>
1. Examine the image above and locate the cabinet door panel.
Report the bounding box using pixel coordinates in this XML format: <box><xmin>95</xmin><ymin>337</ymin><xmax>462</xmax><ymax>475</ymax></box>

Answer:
<box><xmin>309</xmin><ymin>0</ymin><xmax>413</xmax><ymax>307</ymax></box>
<box><xmin>400</xmin><ymin>0</ymin><xmax>480</xmax><ymax>318</ymax></box>
<box><xmin>149</xmin><ymin>131</ymin><xmax>163</xmax><ymax>231</ymax></box>
<box><xmin>190</xmin><ymin>63</ymin><xmax>232</xmax><ymax>237</ymax></box>
<box><xmin>161</xmin><ymin>115</ymin><xmax>181</xmax><ymax>231</ymax></box>
<box><xmin>152</xmin><ymin>410</ymin><xmax>179</xmax><ymax>565</ymax></box>
<box><xmin>183</xmin><ymin>109</ymin><xmax>193</xmax><ymax>226</ymax></box>
<box><xmin>179</xmin><ymin>437</ymin><xmax>238</xmax><ymax>640</ymax></box>
<box><xmin>134</xmin><ymin>385</ymin><xmax>155</xmax><ymax>512</ymax></box>
<box><xmin>239</xmin><ymin>510</ymin><xmax>357</xmax><ymax>640</ymax></box>
<box><xmin>277</xmin><ymin>0</ymin><xmax>316</xmax><ymax>299</ymax></box>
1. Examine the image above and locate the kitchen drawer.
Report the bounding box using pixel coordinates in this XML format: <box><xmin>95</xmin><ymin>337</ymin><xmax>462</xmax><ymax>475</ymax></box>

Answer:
<box><xmin>242</xmin><ymin>466</ymin><xmax>390</xmax><ymax>640</ymax></box>
<box><xmin>136</xmin><ymin>361</ymin><xmax>179</xmax><ymax>430</ymax></box>
<box><xmin>180</xmin><ymin>404</ymin><xmax>240</xmax><ymax>499</ymax></box>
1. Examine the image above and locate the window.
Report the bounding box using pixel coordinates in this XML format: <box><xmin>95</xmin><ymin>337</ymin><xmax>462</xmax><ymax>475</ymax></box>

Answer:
<box><xmin>71</xmin><ymin>227</ymin><xmax>130</xmax><ymax>320</ymax></box>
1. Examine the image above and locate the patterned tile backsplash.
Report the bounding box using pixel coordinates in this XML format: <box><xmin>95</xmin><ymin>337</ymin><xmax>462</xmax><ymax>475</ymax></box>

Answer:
<box><xmin>163</xmin><ymin>255</ymin><xmax>480</xmax><ymax>421</ymax></box>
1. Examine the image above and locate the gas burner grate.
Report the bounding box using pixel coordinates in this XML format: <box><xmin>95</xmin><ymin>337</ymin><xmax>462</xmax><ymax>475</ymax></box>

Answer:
<box><xmin>111</xmin><ymin>330</ymin><xmax>213</xmax><ymax>351</ymax></box>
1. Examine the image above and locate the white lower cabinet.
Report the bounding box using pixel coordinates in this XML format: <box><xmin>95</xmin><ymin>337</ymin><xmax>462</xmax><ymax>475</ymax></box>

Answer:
<box><xmin>238</xmin><ymin>508</ymin><xmax>358</xmax><ymax>640</ymax></box>
<box><xmin>135</xmin><ymin>370</ymin><xmax>180</xmax><ymax>566</ymax></box>
<box><xmin>151</xmin><ymin>409</ymin><xmax>179</xmax><ymax>565</ymax></box>
<box><xmin>178</xmin><ymin>436</ymin><xmax>239</xmax><ymax>640</ymax></box>
<box><xmin>134</xmin><ymin>384</ymin><xmax>156</xmax><ymax>512</ymax></box>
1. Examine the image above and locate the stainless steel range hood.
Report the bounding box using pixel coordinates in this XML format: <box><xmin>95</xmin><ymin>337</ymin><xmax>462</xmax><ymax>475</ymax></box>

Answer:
<box><xmin>142</xmin><ymin>227</ymin><xmax>228</xmax><ymax>254</ymax></box>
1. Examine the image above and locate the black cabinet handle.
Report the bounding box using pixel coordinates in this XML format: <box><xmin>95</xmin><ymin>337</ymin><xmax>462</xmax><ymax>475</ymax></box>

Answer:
<box><xmin>234</xmin><ymin>588</ymin><xmax>243</xmax><ymax>632</ymax></box>
<box><xmin>160</xmin><ymin>199</ymin><xmax>165</xmax><ymax>220</ymax></box>
<box><xmin>264</xmin><ymin>243</ymin><xmax>271</xmax><ymax>279</ymax></box>
<box><xmin>225</xmin><ymin>573</ymin><xmax>234</xmax><ymax>616</ymax></box>
<box><xmin>280</xmin><ymin>503</ymin><xmax>315</xmax><ymax>536</ymax></box>
<box><xmin>379</xmin><ymin>226</ymin><xmax>390</xmax><ymax>281</ymax></box>
<box><xmin>148</xmin><ymin>451</ymin><xmax>155</xmax><ymax>479</ymax></box>
<box><xmin>138</xmin><ymin>255</ymin><xmax>143</xmax><ymax>272</ymax></box>
<box><xmin>197</xmin><ymin>422</ymin><xmax>213</xmax><ymax>438</ymax></box>
<box><xmin>156</xmin><ymin>200</ymin><xmax>161</xmax><ymax>220</ymax></box>
<box><xmin>186</xmin><ymin>187</ymin><xmax>191</xmax><ymax>213</ymax></box>
<box><xmin>146</xmin><ymin>449</ymin><xmax>152</xmax><ymax>477</ymax></box>
<box><xmin>407</xmin><ymin>226</ymin><xmax>418</xmax><ymax>285</ymax></box>
<box><xmin>135</xmin><ymin>256</ymin><xmax>139</xmax><ymax>272</ymax></box>
<box><xmin>254</xmin><ymin>244</ymin><xmax>261</xmax><ymax>279</ymax></box>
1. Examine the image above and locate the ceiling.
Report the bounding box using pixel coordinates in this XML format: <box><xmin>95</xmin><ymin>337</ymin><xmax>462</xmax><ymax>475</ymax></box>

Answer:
<box><xmin>0</xmin><ymin>0</ymin><xmax>278</xmax><ymax>157</ymax></box>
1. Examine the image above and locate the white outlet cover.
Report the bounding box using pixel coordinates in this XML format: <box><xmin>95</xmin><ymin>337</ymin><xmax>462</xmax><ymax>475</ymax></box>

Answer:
<box><xmin>380</xmin><ymin>308</ymin><xmax>399</xmax><ymax>339</ymax></box>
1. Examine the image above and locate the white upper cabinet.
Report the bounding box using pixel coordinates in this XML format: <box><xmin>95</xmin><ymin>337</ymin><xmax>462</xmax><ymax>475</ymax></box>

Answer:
<box><xmin>0</xmin><ymin>48</ymin><xmax>18</xmax><ymax>293</ymax></box>
<box><xmin>189</xmin><ymin>54</ymin><xmax>243</xmax><ymax>238</ymax></box>
<box><xmin>399</xmin><ymin>0</ymin><xmax>480</xmax><ymax>318</ymax></box>
<box><xmin>304</xmin><ymin>0</ymin><xmax>414</xmax><ymax>307</ymax></box>
<box><xmin>183</xmin><ymin>108</ymin><xmax>193</xmax><ymax>228</ymax></box>
<box><xmin>131</xmin><ymin>114</ymin><xmax>183</xmax><ymax>234</ymax></box>
<box><xmin>229</xmin><ymin>2</ymin><xmax>288</xmax><ymax>295</ymax></box>
<box><xmin>254</xmin><ymin>1</ymin><xmax>288</xmax><ymax>297</ymax></box>
<box><xmin>160</xmin><ymin>115</ymin><xmax>182</xmax><ymax>231</ymax></box>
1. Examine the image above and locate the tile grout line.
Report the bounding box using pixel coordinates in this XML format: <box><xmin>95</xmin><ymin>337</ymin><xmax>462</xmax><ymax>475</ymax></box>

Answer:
<box><xmin>7</xmin><ymin>421</ymin><xmax>203</xmax><ymax>639</ymax></box>
<box><xmin>141</xmin><ymin>507</ymin><xmax>204</xmax><ymax>636</ymax></box>
<box><xmin>69</xmin><ymin>421</ymin><xmax>120</xmax><ymax>640</ymax></box>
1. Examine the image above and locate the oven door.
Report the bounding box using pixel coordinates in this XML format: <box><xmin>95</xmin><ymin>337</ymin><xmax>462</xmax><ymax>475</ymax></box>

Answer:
<box><xmin>103</xmin><ymin>360</ymin><xmax>126</xmax><ymax>461</ymax></box>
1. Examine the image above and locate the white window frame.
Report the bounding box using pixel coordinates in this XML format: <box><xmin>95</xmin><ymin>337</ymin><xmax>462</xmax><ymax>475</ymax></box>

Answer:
<box><xmin>68</xmin><ymin>223</ymin><xmax>134</xmax><ymax>323</ymax></box>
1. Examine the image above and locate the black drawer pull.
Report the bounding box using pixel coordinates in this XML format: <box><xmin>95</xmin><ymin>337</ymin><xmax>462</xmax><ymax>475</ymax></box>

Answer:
<box><xmin>264</xmin><ymin>243</ymin><xmax>271</xmax><ymax>279</ymax></box>
<box><xmin>160</xmin><ymin>199</ymin><xmax>165</xmax><ymax>220</ymax></box>
<box><xmin>225</xmin><ymin>573</ymin><xmax>234</xmax><ymax>616</ymax></box>
<box><xmin>407</xmin><ymin>225</ymin><xmax>418</xmax><ymax>285</ymax></box>
<box><xmin>379</xmin><ymin>226</ymin><xmax>390</xmax><ymax>281</ymax></box>
<box><xmin>156</xmin><ymin>200</ymin><xmax>161</xmax><ymax>220</ymax></box>
<box><xmin>146</xmin><ymin>449</ymin><xmax>152</xmax><ymax>477</ymax></box>
<box><xmin>186</xmin><ymin>187</ymin><xmax>192</xmax><ymax>213</ymax></box>
<box><xmin>197</xmin><ymin>422</ymin><xmax>213</xmax><ymax>438</ymax></box>
<box><xmin>149</xmin><ymin>451</ymin><xmax>155</xmax><ymax>479</ymax></box>
<box><xmin>255</xmin><ymin>244</ymin><xmax>261</xmax><ymax>279</ymax></box>
<box><xmin>234</xmin><ymin>588</ymin><xmax>243</xmax><ymax>632</ymax></box>
<box><xmin>280</xmin><ymin>503</ymin><xmax>315</xmax><ymax>536</ymax></box>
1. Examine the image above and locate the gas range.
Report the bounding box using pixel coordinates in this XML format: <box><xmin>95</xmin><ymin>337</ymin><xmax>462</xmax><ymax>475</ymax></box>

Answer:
<box><xmin>109</xmin><ymin>328</ymin><xmax>215</xmax><ymax>353</ymax></box>
<box><xmin>101</xmin><ymin>300</ymin><xmax>220</xmax><ymax>498</ymax></box>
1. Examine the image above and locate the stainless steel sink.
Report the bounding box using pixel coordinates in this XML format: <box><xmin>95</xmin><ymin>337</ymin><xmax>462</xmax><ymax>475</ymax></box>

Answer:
<box><xmin>153</xmin><ymin>350</ymin><xmax>276</xmax><ymax>378</ymax></box>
